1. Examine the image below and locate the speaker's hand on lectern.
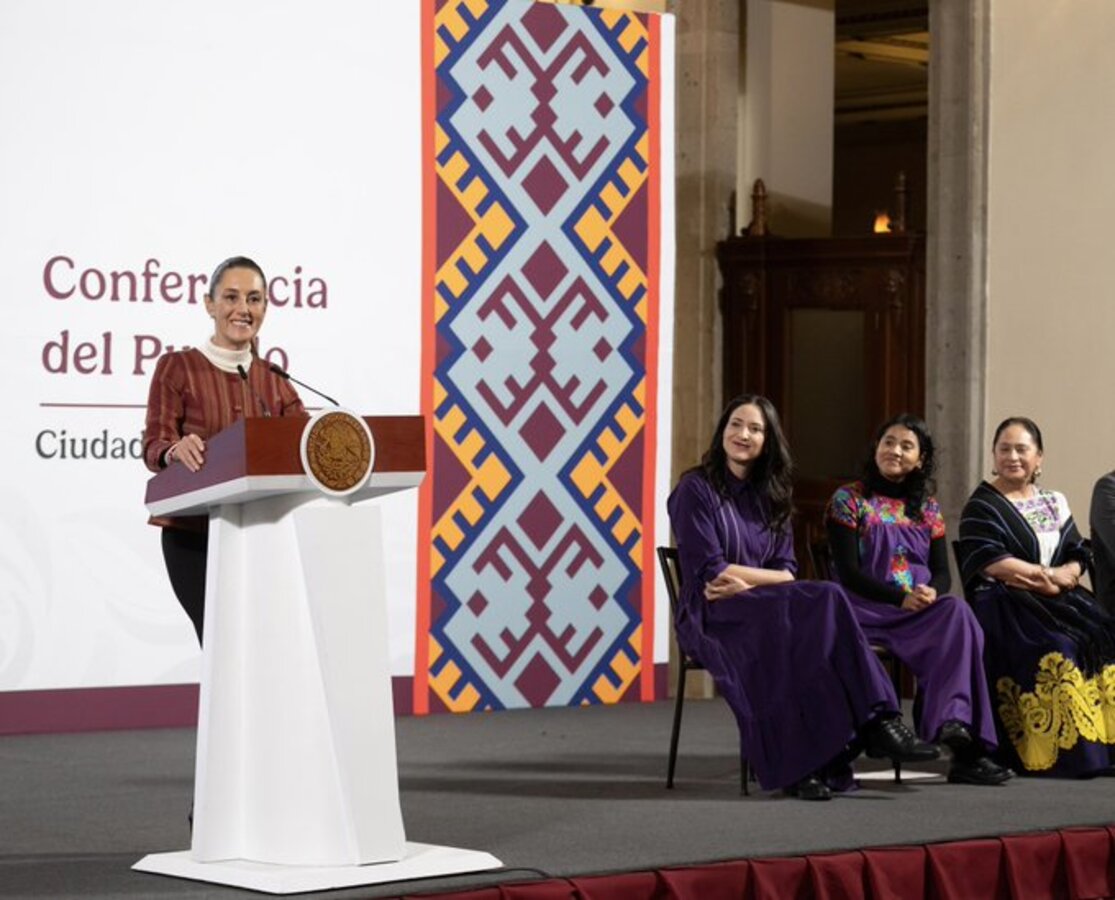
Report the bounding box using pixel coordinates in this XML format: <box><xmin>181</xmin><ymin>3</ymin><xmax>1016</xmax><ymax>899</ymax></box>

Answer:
<box><xmin>169</xmin><ymin>434</ymin><xmax>206</xmax><ymax>472</ymax></box>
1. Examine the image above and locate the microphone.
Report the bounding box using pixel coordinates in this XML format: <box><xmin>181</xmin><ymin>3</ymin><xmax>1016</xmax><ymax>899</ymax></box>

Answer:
<box><xmin>237</xmin><ymin>364</ymin><xmax>272</xmax><ymax>417</ymax></box>
<box><xmin>268</xmin><ymin>362</ymin><xmax>339</xmax><ymax>406</ymax></box>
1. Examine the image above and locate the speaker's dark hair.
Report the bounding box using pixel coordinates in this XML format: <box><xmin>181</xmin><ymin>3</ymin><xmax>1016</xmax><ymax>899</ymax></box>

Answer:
<box><xmin>207</xmin><ymin>256</ymin><xmax>267</xmax><ymax>298</ymax></box>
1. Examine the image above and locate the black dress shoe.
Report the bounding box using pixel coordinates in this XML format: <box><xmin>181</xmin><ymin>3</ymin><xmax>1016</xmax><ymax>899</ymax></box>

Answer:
<box><xmin>948</xmin><ymin>755</ymin><xmax>1014</xmax><ymax>785</ymax></box>
<box><xmin>865</xmin><ymin>716</ymin><xmax>941</xmax><ymax>763</ymax></box>
<box><xmin>784</xmin><ymin>774</ymin><xmax>833</xmax><ymax>801</ymax></box>
<box><xmin>937</xmin><ymin>720</ymin><xmax>974</xmax><ymax>754</ymax></box>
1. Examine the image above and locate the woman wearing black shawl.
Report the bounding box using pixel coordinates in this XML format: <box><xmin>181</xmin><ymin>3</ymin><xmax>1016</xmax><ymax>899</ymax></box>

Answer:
<box><xmin>958</xmin><ymin>417</ymin><xmax>1115</xmax><ymax>776</ymax></box>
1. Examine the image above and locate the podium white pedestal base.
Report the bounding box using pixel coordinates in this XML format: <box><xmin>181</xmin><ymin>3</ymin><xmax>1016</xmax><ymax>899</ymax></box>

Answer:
<box><xmin>134</xmin><ymin>842</ymin><xmax>503</xmax><ymax>894</ymax></box>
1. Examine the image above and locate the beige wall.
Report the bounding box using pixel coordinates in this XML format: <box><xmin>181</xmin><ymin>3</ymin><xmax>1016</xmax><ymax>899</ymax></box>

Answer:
<box><xmin>737</xmin><ymin>0</ymin><xmax>834</xmax><ymax>237</ymax></box>
<box><xmin>985</xmin><ymin>1</ymin><xmax>1115</xmax><ymax>526</ymax></box>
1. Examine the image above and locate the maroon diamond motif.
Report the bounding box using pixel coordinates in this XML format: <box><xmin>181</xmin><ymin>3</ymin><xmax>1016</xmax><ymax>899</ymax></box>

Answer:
<box><xmin>436</xmin><ymin>179</ymin><xmax>475</xmax><ymax>268</ymax></box>
<box><xmin>467</xmin><ymin>591</ymin><xmax>488</xmax><ymax>616</ymax></box>
<box><xmin>515</xmin><ymin>652</ymin><xmax>560</xmax><ymax>706</ymax></box>
<box><xmin>608</xmin><ymin>431</ymin><xmax>644</xmax><ymax>518</ymax></box>
<box><xmin>473</xmin><ymin>85</ymin><xmax>493</xmax><ymax>111</ymax></box>
<box><xmin>521</xmin><ymin>155</ymin><xmax>568</xmax><ymax>216</ymax></box>
<box><xmin>532</xmin><ymin>80</ymin><xmax>557</xmax><ymax>105</ymax></box>
<box><xmin>611</xmin><ymin>179</ymin><xmax>648</xmax><ymax>271</ymax></box>
<box><xmin>473</xmin><ymin>336</ymin><xmax>492</xmax><ymax>361</ymax></box>
<box><xmin>433</xmin><ymin>433</ymin><xmax>472</xmax><ymax>520</ymax></box>
<box><xmin>589</xmin><ymin>586</ymin><xmax>609</xmax><ymax>610</ymax></box>
<box><xmin>521</xmin><ymin>241</ymin><xmax>568</xmax><ymax>300</ymax></box>
<box><xmin>519</xmin><ymin>403</ymin><xmax>565</xmax><ymax>461</ymax></box>
<box><xmin>520</xmin><ymin>4</ymin><xmax>568</xmax><ymax>54</ymax></box>
<box><xmin>594</xmin><ymin>92</ymin><xmax>614</xmax><ymax>118</ymax></box>
<box><xmin>593</xmin><ymin>337</ymin><xmax>612</xmax><ymax>361</ymax></box>
<box><xmin>518</xmin><ymin>491</ymin><xmax>562</xmax><ymax>551</ymax></box>
<box><xmin>531</xmin><ymin>104</ymin><xmax>558</xmax><ymax>134</ymax></box>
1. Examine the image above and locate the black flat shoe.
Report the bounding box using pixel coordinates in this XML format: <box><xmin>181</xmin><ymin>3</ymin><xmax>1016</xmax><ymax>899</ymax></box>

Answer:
<box><xmin>948</xmin><ymin>755</ymin><xmax>1014</xmax><ymax>786</ymax></box>
<box><xmin>866</xmin><ymin>717</ymin><xmax>941</xmax><ymax>763</ymax></box>
<box><xmin>784</xmin><ymin>774</ymin><xmax>833</xmax><ymax>801</ymax></box>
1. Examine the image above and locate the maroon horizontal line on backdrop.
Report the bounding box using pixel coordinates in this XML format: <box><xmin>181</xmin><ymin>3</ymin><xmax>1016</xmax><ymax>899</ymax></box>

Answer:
<box><xmin>38</xmin><ymin>403</ymin><xmax>326</xmax><ymax>410</ymax></box>
<box><xmin>39</xmin><ymin>402</ymin><xmax>147</xmax><ymax>409</ymax></box>
<box><xmin>1</xmin><ymin>666</ymin><xmax>667</xmax><ymax>735</ymax></box>
<box><xmin>0</xmin><ymin>678</ymin><xmax>417</xmax><ymax>735</ymax></box>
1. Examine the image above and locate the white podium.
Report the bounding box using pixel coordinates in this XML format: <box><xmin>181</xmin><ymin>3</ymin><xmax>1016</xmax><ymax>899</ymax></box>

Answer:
<box><xmin>133</xmin><ymin>416</ymin><xmax>501</xmax><ymax>893</ymax></box>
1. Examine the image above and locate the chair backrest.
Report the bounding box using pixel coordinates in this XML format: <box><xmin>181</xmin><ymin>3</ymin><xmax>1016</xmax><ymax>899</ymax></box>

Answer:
<box><xmin>655</xmin><ymin>546</ymin><xmax>682</xmax><ymax>618</ymax></box>
<box><xmin>1081</xmin><ymin>537</ymin><xmax>1096</xmax><ymax>586</ymax></box>
<box><xmin>656</xmin><ymin>546</ymin><xmax>704</xmax><ymax>670</ymax></box>
<box><xmin>808</xmin><ymin>536</ymin><xmax>836</xmax><ymax>582</ymax></box>
<box><xmin>950</xmin><ymin>539</ymin><xmax>962</xmax><ymax>577</ymax></box>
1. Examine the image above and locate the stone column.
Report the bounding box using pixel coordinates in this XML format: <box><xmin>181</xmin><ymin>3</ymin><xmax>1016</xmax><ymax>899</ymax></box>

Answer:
<box><xmin>671</xmin><ymin>0</ymin><xmax>739</xmax><ymax>482</ymax></box>
<box><xmin>925</xmin><ymin>0</ymin><xmax>991</xmax><ymax>529</ymax></box>
<box><xmin>670</xmin><ymin>0</ymin><xmax>739</xmax><ymax>698</ymax></box>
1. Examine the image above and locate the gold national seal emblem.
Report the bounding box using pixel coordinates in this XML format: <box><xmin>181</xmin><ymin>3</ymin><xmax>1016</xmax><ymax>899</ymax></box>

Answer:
<box><xmin>299</xmin><ymin>410</ymin><xmax>375</xmax><ymax>496</ymax></box>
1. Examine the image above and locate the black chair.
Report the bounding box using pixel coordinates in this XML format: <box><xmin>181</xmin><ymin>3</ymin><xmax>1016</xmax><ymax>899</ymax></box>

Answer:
<box><xmin>951</xmin><ymin>539</ymin><xmax>964</xmax><ymax>588</ymax></box>
<box><xmin>808</xmin><ymin>536</ymin><xmax>905</xmax><ymax>783</ymax></box>
<box><xmin>656</xmin><ymin>546</ymin><xmax>750</xmax><ymax>794</ymax></box>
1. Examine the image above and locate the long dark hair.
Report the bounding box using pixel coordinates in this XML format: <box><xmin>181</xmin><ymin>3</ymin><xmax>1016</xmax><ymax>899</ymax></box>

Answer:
<box><xmin>687</xmin><ymin>394</ymin><xmax>794</xmax><ymax>531</ymax></box>
<box><xmin>861</xmin><ymin>413</ymin><xmax>936</xmax><ymax>522</ymax></box>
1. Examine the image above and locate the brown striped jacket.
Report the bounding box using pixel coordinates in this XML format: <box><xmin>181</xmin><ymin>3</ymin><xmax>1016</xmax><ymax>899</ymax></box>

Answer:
<box><xmin>143</xmin><ymin>348</ymin><xmax>306</xmax><ymax>527</ymax></box>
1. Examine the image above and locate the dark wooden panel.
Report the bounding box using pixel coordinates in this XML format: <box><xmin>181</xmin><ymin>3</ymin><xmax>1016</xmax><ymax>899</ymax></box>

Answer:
<box><xmin>716</xmin><ymin>231</ymin><xmax>926</xmax><ymax>556</ymax></box>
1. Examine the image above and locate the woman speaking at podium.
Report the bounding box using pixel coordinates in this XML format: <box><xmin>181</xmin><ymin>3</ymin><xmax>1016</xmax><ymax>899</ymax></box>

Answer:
<box><xmin>142</xmin><ymin>256</ymin><xmax>305</xmax><ymax>644</ymax></box>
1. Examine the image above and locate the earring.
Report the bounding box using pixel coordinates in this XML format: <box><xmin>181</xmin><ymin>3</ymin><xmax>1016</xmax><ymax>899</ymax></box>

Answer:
<box><xmin>990</xmin><ymin>468</ymin><xmax>998</xmax><ymax>476</ymax></box>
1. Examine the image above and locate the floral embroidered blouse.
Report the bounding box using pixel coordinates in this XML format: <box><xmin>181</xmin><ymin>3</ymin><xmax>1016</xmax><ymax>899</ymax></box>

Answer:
<box><xmin>825</xmin><ymin>479</ymin><xmax>950</xmax><ymax>605</ymax></box>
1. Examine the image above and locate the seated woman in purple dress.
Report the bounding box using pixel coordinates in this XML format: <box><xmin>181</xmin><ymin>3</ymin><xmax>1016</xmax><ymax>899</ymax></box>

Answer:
<box><xmin>667</xmin><ymin>395</ymin><xmax>937</xmax><ymax>801</ymax></box>
<box><xmin>958</xmin><ymin>417</ymin><xmax>1115</xmax><ymax>777</ymax></box>
<box><xmin>825</xmin><ymin>413</ymin><xmax>1012</xmax><ymax>786</ymax></box>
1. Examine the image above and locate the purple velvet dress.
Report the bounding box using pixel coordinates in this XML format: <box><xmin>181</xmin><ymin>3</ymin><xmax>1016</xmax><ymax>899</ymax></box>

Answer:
<box><xmin>827</xmin><ymin>482</ymin><xmax>996</xmax><ymax>749</ymax></box>
<box><xmin>667</xmin><ymin>471</ymin><xmax>899</xmax><ymax>791</ymax></box>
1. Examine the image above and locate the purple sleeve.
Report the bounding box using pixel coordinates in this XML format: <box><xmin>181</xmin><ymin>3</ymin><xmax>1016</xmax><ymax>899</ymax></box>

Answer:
<box><xmin>766</xmin><ymin>523</ymin><xmax>798</xmax><ymax>575</ymax></box>
<box><xmin>667</xmin><ymin>476</ymin><xmax>731</xmax><ymax>588</ymax></box>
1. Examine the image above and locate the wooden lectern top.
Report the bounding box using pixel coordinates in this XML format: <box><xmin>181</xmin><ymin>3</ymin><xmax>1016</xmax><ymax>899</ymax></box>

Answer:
<box><xmin>145</xmin><ymin>415</ymin><xmax>425</xmax><ymax>518</ymax></box>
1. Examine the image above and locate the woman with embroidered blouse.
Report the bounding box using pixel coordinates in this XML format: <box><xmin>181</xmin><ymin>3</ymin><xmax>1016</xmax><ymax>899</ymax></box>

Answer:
<box><xmin>667</xmin><ymin>395</ymin><xmax>938</xmax><ymax>802</ymax></box>
<box><xmin>142</xmin><ymin>256</ymin><xmax>305</xmax><ymax>644</ymax></box>
<box><xmin>826</xmin><ymin>414</ymin><xmax>1011</xmax><ymax>786</ymax></box>
<box><xmin>957</xmin><ymin>416</ymin><xmax>1115</xmax><ymax>776</ymax></box>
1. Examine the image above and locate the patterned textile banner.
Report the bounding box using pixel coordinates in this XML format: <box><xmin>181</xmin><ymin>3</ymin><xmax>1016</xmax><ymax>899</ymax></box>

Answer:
<box><xmin>416</xmin><ymin>0</ymin><xmax>674</xmax><ymax>712</ymax></box>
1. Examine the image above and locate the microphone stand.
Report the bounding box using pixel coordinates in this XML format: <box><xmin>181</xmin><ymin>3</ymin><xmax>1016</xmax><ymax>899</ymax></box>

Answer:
<box><xmin>267</xmin><ymin>363</ymin><xmax>339</xmax><ymax>406</ymax></box>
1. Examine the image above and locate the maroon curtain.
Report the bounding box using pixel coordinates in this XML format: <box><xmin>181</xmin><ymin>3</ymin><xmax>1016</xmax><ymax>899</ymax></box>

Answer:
<box><xmin>402</xmin><ymin>826</ymin><xmax>1115</xmax><ymax>900</ymax></box>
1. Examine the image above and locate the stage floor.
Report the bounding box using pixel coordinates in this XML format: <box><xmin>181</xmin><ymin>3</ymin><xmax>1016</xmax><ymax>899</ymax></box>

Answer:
<box><xmin>1</xmin><ymin>698</ymin><xmax>1112</xmax><ymax>899</ymax></box>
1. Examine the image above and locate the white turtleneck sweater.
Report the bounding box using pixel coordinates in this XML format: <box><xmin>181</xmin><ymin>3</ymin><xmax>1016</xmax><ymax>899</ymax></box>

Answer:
<box><xmin>198</xmin><ymin>338</ymin><xmax>253</xmax><ymax>375</ymax></box>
